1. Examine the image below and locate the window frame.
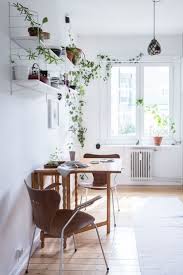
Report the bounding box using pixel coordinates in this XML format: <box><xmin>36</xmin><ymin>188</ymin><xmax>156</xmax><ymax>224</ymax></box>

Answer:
<box><xmin>106</xmin><ymin>63</ymin><xmax>140</xmax><ymax>144</ymax></box>
<box><xmin>100</xmin><ymin>60</ymin><xmax>176</xmax><ymax>145</ymax></box>
<box><xmin>141</xmin><ymin>62</ymin><xmax>173</xmax><ymax>142</ymax></box>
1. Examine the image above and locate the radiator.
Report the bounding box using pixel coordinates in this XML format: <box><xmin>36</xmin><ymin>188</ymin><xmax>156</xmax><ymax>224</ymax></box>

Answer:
<box><xmin>130</xmin><ymin>149</ymin><xmax>153</xmax><ymax>181</ymax></box>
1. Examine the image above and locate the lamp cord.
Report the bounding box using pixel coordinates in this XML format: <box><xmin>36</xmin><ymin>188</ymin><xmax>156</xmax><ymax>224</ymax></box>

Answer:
<box><xmin>153</xmin><ymin>0</ymin><xmax>156</xmax><ymax>39</ymax></box>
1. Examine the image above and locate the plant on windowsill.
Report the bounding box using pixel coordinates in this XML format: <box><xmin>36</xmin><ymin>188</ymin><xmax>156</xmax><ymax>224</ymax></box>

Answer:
<box><xmin>145</xmin><ymin>105</ymin><xmax>175</xmax><ymax>146</ymax></box>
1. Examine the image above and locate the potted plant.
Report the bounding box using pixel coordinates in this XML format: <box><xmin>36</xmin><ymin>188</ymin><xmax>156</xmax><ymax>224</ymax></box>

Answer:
<box><xmin>28</xmin><ymin>17</ymin><xmax>48</xmax><ymax>37</ymax></box>
<box><xmin>145</xmin><ymin>105</ymin><xmax>169</xmax><ymax>146</ymax></box>
<box><xmin>44</xmin><ymin>147</ymin><xmax>64</xmax><ymax>168</ymax></box>
<box><xmin>65</xmin><ymin>32</ymin><xmax>83</xmax><ymax>65</ymax></box>
<box><xmin>66</xmin><ymin>47</ymin><xmax>82</xmax><ymax>65</ymax></box>
<box><xmin>13</xmin><ymin>3</ymin><xmax>49</xmax><ymax>39</ymax></box>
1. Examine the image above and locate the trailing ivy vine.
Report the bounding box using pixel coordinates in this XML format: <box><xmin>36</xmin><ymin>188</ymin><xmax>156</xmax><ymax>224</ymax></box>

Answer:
<box><xmin>66</xmin><ymin>58</ymin><xmax>101</xmax><ymax>148</ymax></box>
<box><xmin>65</xmin><ymin>52</ymin><xmax>144</xmax><ymax>148</ymax></box>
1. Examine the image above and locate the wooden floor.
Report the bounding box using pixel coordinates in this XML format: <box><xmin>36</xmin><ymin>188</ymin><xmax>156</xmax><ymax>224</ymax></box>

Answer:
<box><xmin>26</xmin><ymin>186</ymin><xmax>183</xmax><ymax>275</ymax></box>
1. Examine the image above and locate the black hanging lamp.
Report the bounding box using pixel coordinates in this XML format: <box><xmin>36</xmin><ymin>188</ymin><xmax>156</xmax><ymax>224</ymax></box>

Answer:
<box><xmin>148</xmin><ymin>0</ymin><xmax>161</xmax><ymax>56</ymax></box>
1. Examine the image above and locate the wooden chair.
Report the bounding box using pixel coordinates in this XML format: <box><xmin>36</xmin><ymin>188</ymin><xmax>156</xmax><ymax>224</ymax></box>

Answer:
<box><xmin>25</xmin><ymin>181</ymin><xmax>109</xmax><ymax>274</ymax></box>
<box><xmin>78</xmin><ymin>153</ymin><xmax>121</xmax><ymax>227</ymax></box>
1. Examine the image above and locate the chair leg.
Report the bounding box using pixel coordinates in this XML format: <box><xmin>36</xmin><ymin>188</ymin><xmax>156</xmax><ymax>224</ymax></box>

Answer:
<box><xmin>59</xmin><ymin>231</ymin><xmax>64</xmax><ymax>275</ymax></box>
<box><xmin>114</xmin><ymin>186</ymin><xmax>120</xmax><ymax>212</ymax></box>
<box><xmin>85</xmin><ymin>188</ymin><xmax>88</xmax><ymax>201</ymax></box>
<box><xmin>111</xmin><ymin>188</ymin><xmax>116</xmax><ymax>227</ymax></box>
<box><xmin>93</xmin><ymin>223</ymin><xmax>109</xmax><ymax>272</ymax></box>
<box><xmin>80</xmin><ymin>194</ymin><xmax>83</xmax><ymax>204</ymax></box>
<box><xmin>25</xmin><ymin>225</ymin><xmax>36</xmax><ymax>273</ymax></box>
<box><xmin>85</xmin><ymin>188</ymin><xmax>88</xmax><ymax>210</ymax></box>
<box><xmin>40</xmin><ymin>230</ymin><xmax>45</xmax><ymax>248</ymax></box>
<box><xmin>72</xmin><ymin>234</ymin><xmax>77</xmax><ymax>252</ymax></box>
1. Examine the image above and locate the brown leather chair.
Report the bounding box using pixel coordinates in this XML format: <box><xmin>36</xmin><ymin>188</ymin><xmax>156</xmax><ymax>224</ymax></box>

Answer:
<box><xmin>25</xmin><ymin>181</ymin><xmax>109</xmax><ymax>274</ymax></box>
<box><xmin>79</xmin><ymin>153</ymin><xmax>121</xmax><ymax>227</ymax></box>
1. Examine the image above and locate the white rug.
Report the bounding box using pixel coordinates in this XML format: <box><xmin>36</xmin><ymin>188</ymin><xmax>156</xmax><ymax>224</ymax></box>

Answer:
<box><xmin>134</xmin><ymin>197</ymin><xmax>183</xmax><ymax>275</ymax></box>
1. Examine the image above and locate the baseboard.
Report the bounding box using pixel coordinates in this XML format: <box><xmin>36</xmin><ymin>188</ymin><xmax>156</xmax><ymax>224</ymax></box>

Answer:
<box><xmin>9</xmin><ymin>232</ymin><xmax>40</xmax><ymax>275</ymax></box>
<box><xmin>118</xmin><ymin>185</ymin><xmax>182</xmax><ymax>190</ymax></box>
<box><xmin>117</xmin><ymin>177</ymin><xmax>183</xmax><ymax>186</ymax></box>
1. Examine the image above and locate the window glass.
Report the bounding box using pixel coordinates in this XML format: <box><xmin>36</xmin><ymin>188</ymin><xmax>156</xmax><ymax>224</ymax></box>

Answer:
<box><xmin>111</xmin><ymin>66</ymin><xmax>136</xmax><ymax>137</ymax></box>
<box><xmin>144</xmin><ymin>66</ymin><xmax>169</xmax><ymax>136</ymax></box>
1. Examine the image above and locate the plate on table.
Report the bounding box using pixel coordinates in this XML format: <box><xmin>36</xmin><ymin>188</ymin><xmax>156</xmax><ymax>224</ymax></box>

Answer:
<box><xmin>90</xmin><ymin>160</ymin><xmax>99</xmax><ymax>164</ymax></box>
<box><xmin>100</xmin><ymin>159</ymin><xmax>114</xmax><ymax>163</ymax></box>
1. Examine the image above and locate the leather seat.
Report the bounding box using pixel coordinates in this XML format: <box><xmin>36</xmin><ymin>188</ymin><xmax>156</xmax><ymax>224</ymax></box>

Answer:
<box><xmin>50</xmin><ymin>209</ymin><xmax>95</xmax><ymax>237</ymax></box>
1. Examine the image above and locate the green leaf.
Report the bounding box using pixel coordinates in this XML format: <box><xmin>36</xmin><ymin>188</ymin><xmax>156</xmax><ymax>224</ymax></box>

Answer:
<box><xmin>42</xmin><ymin>17</ymin><xmax>48</xmax><ymax>25</ymax></box>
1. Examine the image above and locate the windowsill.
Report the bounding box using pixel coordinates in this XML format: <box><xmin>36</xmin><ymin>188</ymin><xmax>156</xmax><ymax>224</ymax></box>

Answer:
<box><xmin>101</xmin><ymin>144</ymin><xmax>181</xmax><ymax>149</ymax></box>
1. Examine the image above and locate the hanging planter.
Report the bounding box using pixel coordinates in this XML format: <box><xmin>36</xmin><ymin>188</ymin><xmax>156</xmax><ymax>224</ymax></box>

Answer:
<box><xmin>66</xmin><ymin>47</ymin><xmax>83</xmax><ymax>65</ymax></box>
<box><xmin>66</xmin><ymin>48</ymin><xmax>75</xmax><ymax>62</ymax></box>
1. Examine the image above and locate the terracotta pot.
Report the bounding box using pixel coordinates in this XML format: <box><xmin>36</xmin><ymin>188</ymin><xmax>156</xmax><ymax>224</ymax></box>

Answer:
<box><xmin>72</xmin><ymin>48</ymin><xmax>82</xmax><ymax>65</ymax></box>
<box><xmin>66</xmin><ymin>50</ymin><xmax>74</xmax><ymax>62</ymax></box>
<box><xmin>41</xmin><ymin>32</ymin><xmax>50</xmax><ymax>40</ymax></box>
<box><xmin>153</xmin><ymin>136</ymin><xmax>163</xmax><ymax>146</ymax></box>
<box><xmin>28</xmin><ymin>27</ymin><xmax>42</xmax><ymax>37</ymax></box>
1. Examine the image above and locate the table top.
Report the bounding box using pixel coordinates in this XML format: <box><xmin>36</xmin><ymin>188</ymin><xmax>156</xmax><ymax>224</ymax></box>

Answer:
<box><xmin>34</xmin><ymin>158</ymin><xmax>122</xmax><ymax>174</ymax></box>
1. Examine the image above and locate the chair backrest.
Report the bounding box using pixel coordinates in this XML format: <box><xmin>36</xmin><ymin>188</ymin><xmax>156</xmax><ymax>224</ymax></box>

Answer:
<box><xmin>84</xmin><ymin>153</ymin><xmax>120</xmax><ymax>159</ymax></box>
<box><xmin>25</xmin><ymin>182</ymin><xmax>60</xmax><ymax>232</ymax></box>
<box><xmin>83</xmin><ymin>153</ymin><xmax>120</xmax><ymax>186</ymax></box>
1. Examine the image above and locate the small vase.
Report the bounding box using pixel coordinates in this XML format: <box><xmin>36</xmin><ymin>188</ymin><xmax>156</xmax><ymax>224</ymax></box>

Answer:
<box><xmin>69</xmin><ymin>151</ymin><xmax>75</xmax><ymax>161</ymax></box>
<box><xmin>14</xmin><ymin>65</ymin><xmax>29</xmax><ymax>80</ymax></box>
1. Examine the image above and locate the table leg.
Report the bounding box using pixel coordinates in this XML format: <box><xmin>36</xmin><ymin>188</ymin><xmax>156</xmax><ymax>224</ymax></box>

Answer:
<box><xmin>55</xmin><ymin>174</ymin><xmax>60</xmax><ymax>192</ymax></box>
<box><xmin>31</xmin><ymin>172</ymin><xmax>36</xmax><ymax>188</ymax></box>
<box><xmin>62</xmin><ymin>177</ymin><xmax>67</xmax><ymax>209</ymax></box>
<box><xmin>75</xmin><ymin>173</ymin><xmax>78</xmax><ymax>208</ymax></box>
<box><xmin>40</xmin><ymin>173</ymin><xmax>44</xmax><ymax>190</ymax></box>
<box><xmin>106</xmin><ymin>173</ymin><xmax>111</xmax><ymax>234</ymax></box>
<box><xmin>66</xmin><ymin>176</ymin><xmax>71</xmax><ymax>209</ymax></box>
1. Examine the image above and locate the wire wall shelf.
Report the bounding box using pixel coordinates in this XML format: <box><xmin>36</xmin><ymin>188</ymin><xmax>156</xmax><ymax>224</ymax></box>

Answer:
<box><xmin>9</xmin><ymin>3</ymin><xmax>74</xmax><ymax>98</ymax></box>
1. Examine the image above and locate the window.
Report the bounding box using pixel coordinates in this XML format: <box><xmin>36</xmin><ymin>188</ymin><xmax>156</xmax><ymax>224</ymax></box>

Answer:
<box><xmin>104</xmin><ymin>62</ymin><xmax>175</xmax><ymax>144</ymax></box>
<box><xmin>144</xmin><ymin>66</ymin><xmax>170</xmax><ymax>136</ymax></box>
<box><xmin>111</xmin><ymin>66</ymin><xmax>136</xmax><ymax>137</ymax></box>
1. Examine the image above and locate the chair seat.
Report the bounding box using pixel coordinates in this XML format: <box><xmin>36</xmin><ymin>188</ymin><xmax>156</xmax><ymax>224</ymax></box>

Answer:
<box><xmin>50</xmin><ymin>209</ymin><xmax>95</xmax><ymax>237</ymax></box>
<box><xmin>78</xmin><ymin>181</ymin><xmax>117</xmax><ymax>190</ymax></box>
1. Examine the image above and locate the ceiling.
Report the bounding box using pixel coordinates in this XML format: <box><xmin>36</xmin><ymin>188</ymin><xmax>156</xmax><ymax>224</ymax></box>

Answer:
<box><xmin>59</xmin><ymin>0</ymin><xmax>183</xmax><ymax>35</ymax></box>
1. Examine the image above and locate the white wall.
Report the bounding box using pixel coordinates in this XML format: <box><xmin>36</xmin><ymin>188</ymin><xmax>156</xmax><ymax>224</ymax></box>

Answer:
<box><xmin>0</xmin><ymin>1</ymin><xmax>66</xmax><ymax>274</ymax></box>
<box><xmin>78</xmin><ymin>35</ymin><xmax>183</xmax><ymax>184</ymax></box>
<box><xmin>0</xmin><ymin>1</ymin><xmax>183</xmax><ymax>274</ymax></box>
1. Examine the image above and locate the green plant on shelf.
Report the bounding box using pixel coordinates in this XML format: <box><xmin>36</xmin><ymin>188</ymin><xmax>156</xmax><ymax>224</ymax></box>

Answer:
<box><xmin>26</xmin><ymin>46</ymin><xmax>62</xmax><ymax>64</ymax></box>
<box><xmin>13</xmin><ymin>2</ymin><xmax>40</xmax><ymax>27</ymax></box>
<box><xmin>13</xmin><ymin>2</ymin><xmax>62</xmax><ymax>64</ymax></box>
